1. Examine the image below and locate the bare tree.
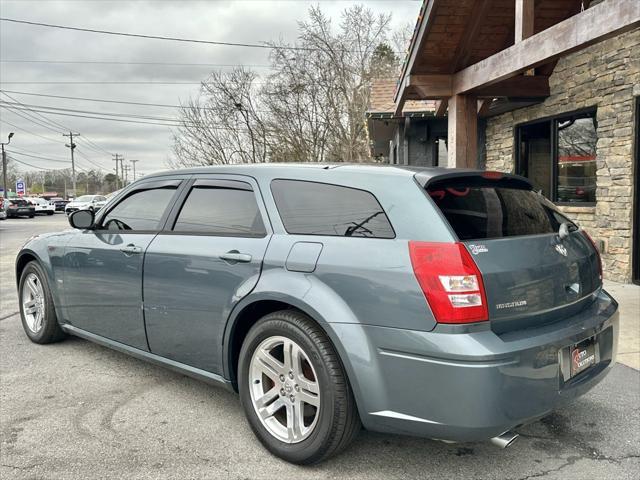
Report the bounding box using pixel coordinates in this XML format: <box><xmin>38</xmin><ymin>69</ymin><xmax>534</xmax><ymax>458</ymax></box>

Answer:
<box><xmin>173</xmin><ymin>4</ymin><xmax>395</xmax><ymax>166</ymax></box>
<box><xmin>173</xmin><ymin>68</ymin><xmax>269</xmax><ymax>167</ymax></box>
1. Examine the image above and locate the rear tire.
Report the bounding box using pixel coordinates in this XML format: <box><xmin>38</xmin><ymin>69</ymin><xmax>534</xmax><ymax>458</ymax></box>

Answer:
<box><xmin>28</xmin><ymin>214</ymin><xmax>34</xmax><ymax>218</ymax></box>
<box><xmin>18</xmin><ymin>261</ymin><xmax>66</xmax><ymax>344</ymax></box>
<box><xmin>47</xmin><ymin>211</ymin><xmax>54</xmax><ymax>215</ymax></box>
<box><xmin>238</xmin><ymin>310</ymin><xmax>360</xmax><ymax>464</ymax></box>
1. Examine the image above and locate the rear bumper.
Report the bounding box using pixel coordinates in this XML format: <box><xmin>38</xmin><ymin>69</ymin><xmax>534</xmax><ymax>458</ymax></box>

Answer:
<box><xmin>331</xmin><ymin>289</ymin><xmax>618</xmax><ymax>442</ymax></box>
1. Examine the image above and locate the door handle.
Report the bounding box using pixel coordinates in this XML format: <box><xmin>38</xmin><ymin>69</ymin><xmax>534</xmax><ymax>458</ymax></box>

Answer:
<box><xmin>219</xmin><ymin>250</ymin><xmax>252</xmax><ymax>264</ymax></box>
<box><xmin>120</xmin><ymin>244</ymin><xmax>143</xmax><ymax>255</ymax></box>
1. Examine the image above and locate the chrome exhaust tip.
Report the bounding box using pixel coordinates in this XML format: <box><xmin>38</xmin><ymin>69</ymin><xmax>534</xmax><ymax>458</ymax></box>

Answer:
<box><xmin>490</xmin><ymin>431</ymin><xmax>519</xmax><ymax>449</ymax></box>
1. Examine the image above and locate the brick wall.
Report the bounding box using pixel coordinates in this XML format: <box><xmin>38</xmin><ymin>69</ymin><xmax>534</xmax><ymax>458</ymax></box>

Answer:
<box><xmin>485</xmin><ymin>28</ymin><xmax>639</xmax><ymax>282</ymax></box>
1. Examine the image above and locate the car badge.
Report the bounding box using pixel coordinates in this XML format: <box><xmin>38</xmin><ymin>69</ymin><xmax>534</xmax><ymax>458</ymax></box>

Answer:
<box><xmin>555</xmin><ymin>244</ymin><xmax>568</xmax><ymax>257</ymax></box>
<box><xmin>468</xmin><ymin>244</ymin><xmax>488</xmax><ymax>255</ymax></box>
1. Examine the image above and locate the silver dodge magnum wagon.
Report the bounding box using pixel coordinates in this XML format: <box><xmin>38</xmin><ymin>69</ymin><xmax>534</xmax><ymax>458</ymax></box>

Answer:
<box><xmin>16</xmin><ymin>164</ymin><xmax>618</xmax><ymax>464</ymax></box>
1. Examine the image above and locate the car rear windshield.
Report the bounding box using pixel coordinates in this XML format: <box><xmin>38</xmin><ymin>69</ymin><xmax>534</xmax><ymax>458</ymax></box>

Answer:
<box><xmin>10</xmin><ymin>199</ymin><xmax>29</xmax><ymax>206</ymax></box>
<box><xmin>427</xmin><ymin>183</ymin><xmax>573</xmax><ymax>240</ymax></box>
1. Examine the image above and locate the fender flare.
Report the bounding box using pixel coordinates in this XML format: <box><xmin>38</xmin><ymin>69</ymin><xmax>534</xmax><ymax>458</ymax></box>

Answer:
<box><xmin>221</xmin><ymin>276</ymin><xmax>371</xmax><ymax>411</ymax></box>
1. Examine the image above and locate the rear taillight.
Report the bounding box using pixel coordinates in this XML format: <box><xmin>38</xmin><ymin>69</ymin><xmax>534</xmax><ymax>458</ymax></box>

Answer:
<box><xmin>409</xmin><ymin>242</ymin><xmax>489</xmax><ymax>324</ymax></box>
<box><xmin>582</xmin><ymin>231</ymin><xmax>603</xmax><ymax>281</ymax></box>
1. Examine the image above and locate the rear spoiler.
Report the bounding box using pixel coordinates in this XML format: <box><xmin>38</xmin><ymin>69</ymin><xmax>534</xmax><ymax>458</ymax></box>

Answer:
<box><xmin>414</xmin><ymin>170</ymin><xmax>532</xmax><ymax>191</ymax></box>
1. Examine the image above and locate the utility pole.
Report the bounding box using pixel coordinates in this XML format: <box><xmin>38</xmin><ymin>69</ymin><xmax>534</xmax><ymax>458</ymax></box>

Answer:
<box><xmin>122</xmin><ymin>164</ymin><xmax>130</xmax><ymax>185</ymax></box>
<box><xmin>112</xmin><ymin>154</ymin><xmax>122</xmax><ymax>190</ymax></box>
<box><xmin>1</xmin><ymin>132</ymin><xmax>15</xmax><ymax>199</ymax></box>
<box><xmin>63</xmin><ymin>132</ymin><xmax>80</xmax><ymax>197</ymax></box>
<box><xmin>130</xmin><ymin>159</ymin><xmax>139</xmax><ymax>182</ymax></box>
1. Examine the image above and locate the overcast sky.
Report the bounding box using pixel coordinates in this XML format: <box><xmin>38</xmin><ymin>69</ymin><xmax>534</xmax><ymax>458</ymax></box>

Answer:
<box><xmin>0</xmin><ymin>0</ymin><xmax>420</xmax><ymax>177</ymax></box>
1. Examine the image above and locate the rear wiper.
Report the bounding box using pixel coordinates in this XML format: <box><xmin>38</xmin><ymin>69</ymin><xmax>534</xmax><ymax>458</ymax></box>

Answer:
<box><xmin>344</xmin><ymin>211</ymin><xmax>383</xmax><ymax>237</ymax></box>
<box><xmin>558</xmin><ymin>221</ymin><xmax>577</xmax><ymax>240</ymax></box>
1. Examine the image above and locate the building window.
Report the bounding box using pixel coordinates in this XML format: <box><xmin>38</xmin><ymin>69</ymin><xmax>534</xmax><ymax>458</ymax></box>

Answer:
<box><xmin>516</xmin><ymin>109</ymin><xmax>597</xmax><ymax>204</ymax></box>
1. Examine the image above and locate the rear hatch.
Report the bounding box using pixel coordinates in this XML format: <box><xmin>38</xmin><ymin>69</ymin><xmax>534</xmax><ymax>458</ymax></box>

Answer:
<box><xmin>421</xmin><ymin>172</ymin><xmax>601</xmax><ymax>334</ymax></box>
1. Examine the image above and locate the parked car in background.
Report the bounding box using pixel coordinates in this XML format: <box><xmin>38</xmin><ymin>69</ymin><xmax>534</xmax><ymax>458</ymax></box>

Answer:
<box><xmin>50</xmin><ymin>197</ymin><xmax>69</xmax><ymax>212</ymax></box>
<box><xmin>0</xmin><ymin>197</ymin><xmax>6</xmax><ymax>220</ymax></box>
<box><xmin>64</xmin><ymin>195</ymin><xmax>108</xmax><ymax>215</ymax></box>
<box><xmin>6</xmin><ymin>198</ymin><xmax>35</xmax><ymax>218</ymax></box>
<box><xmin>16</xmin><ymin>165</ymin><xmax>617</xmax><ymax>464</ymax></box>
<box><xmin>25</xmin><ymin>197</ymin><xmax>55</xmax><ymax>215</ymax></box>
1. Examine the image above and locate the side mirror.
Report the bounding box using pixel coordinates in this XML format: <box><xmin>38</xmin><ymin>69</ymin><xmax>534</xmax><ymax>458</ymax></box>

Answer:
<box><xmin>69</xmin><ymin>209</ymin><xmax>95</xmax><ymax>230</ymax></box>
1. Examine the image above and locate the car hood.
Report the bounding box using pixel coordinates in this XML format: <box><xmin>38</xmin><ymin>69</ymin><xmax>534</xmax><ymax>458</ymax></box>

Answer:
<box><xmin>67</xmin><ymin>201</ymin><xmax>91</xmax><ymax>208</ymax></box>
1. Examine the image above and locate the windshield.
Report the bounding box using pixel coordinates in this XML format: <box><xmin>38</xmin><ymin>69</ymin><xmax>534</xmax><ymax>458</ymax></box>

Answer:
<box><xmin>75</xmin><ymin>195</ymin><xmax>94</xmax><ymax>202</ymax></box>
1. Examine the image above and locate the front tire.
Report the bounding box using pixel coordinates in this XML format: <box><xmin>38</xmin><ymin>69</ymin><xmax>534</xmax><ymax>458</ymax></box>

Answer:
<box><xmin>238</xmin><ymin>310</ymin><xmax>360</xmax><ymax>464</ymax></box>
<box><xmin>18</xmin><ymin>261</ymin><xmax>66</xmax><ymax>344</ymax></box>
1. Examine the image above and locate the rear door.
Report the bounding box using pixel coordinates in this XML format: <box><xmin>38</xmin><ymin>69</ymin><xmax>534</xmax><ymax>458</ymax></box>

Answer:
<box><xmin>143</xmin><ymin>176</ymin><xmax>271</xmax><ymax>374</ymax></box>
<box><xmin>425</xmin><ymin>174</ymin><xmax>601</xmax><ymax>333</ymax></box>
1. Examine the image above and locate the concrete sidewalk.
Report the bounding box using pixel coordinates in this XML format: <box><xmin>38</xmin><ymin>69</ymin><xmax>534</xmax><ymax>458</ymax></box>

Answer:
<box><xmin>605</xmin><ymin>280</ymin><xmax>640</xmax><ymax>370</ymax></box>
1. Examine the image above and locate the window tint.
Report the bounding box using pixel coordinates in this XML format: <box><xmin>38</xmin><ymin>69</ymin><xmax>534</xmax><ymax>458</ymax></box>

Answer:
<box><xmin>271</xmin><ymin>180</ymin><xmax>395</xmax><ymax>238</ymax></box>
<box><xmin>173</xmin><ymin>187</ymin><xmax>266</xmax><ymax>236</ymax></box>
<box><xmin>428</xmin><ymin>185</ymin><xmax>573</xmax><ymax>240</ymax></box>
<box><xmin>101</xmin><ymin>187</ymin><xmax>176</xmax><ymax>231</ymax></box>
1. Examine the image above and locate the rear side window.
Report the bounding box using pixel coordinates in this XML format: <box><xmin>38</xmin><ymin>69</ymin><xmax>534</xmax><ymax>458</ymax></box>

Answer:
<box><xmin>173</xmin><ymin>187</ymin><xmax>266</xmax><ymax>237</ymax></box>
<box><xmin>271</xmin><ymin>180</ymin><xmax>395</xmax><ymax>238</ymax></box>
<box><xmin>427</xmin><ymin>185</ymin><xmax>571</xmax><ymax>240</ymax></box>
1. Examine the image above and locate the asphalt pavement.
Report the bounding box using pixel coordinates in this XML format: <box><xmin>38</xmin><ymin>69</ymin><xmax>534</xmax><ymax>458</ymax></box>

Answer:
<box><xmin>1</xmin><ymin>214</ymin><xmax>639</xmax><ymax>479</ymax></box>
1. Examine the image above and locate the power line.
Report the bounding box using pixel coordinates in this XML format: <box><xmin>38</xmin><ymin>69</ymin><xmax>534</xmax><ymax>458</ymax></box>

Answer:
<box><xmin>0</xmin><ymin>17</ymin><xmax>319</xmax><ymax>51</ymax></box>
<box><xmin>1</xmin><ymin>89</ymin><xmax>200</xmax><ymax>109</ymax></box>
<box><xmin>2</xmin><ymin>92</ymin><xmax>114</xmax><ymax>156</ymax></box>
<box><xmin>0</xmin><ymin>118</ymin><xmax>64</xmax><ymax>145</ymax></box>
<box><xmin>1</xmin><ymin>104</ymin><xmax>183</xmax><ymax>127</ymax></box>
<box><xmin>0</xmin><ymin>90</ymin><xmax>273</xmax><ymax>114</ymax></box>
<box><xmin>1</xmin><ymin>91</ymin><xmax>69</xmax><ymax>132</ymax></box>
<box><xmin>0</xmin><ymin>81</ymin><xmax>205</xmax><ymax>85</ymax></box>
<box><xmin>0</xmin><ymin>59</ymin><xmax>273</xmax><ymax>68</ymax></box>
<box><xmin>6</xmin><ymin>149</ymin><xmax>70</xmax><ymax>163</ymax></box>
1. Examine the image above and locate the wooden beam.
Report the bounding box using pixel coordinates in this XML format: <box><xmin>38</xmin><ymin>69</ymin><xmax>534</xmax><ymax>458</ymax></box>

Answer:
<box><xmin>407</xmin><ymin>74</ymin><xmax>452</xmax><ymax>98</ymax></box>
<box><xmin>452</xmin><ymin>0</ymin><xmax>640</xmax><ymax>95</ymax></box>
<box><xmin>393</xmin><ymin>0</ymin><xmax>442</xmax><ymax>108</ymax></box>
<box><xmin>435</xmin><ymin>98</ymin><xmax>448</xmax><ymax>117</ymax></box>
<box><xmin>477</xmin><ymin>99</ymin><xmax>492</xmax><ymax>117</ymax></box>
<box><xmin>474</xmin><ymin>75</ymin><xmax>549</xmax><ymax>97</ymax></box>
<box><xmin>447</xmin><ymin>95</ymin><xmax>477</xmax><ymax>168</ymax></box>
<box><xmin>515</xmin><ymin>0</ymin><xmax>535</xmax><ymax>43</ymax></box>
<box><xmin>451</xmin><ymin>0</ymin><xmax>493</xmax><ymax>72</ymax></box>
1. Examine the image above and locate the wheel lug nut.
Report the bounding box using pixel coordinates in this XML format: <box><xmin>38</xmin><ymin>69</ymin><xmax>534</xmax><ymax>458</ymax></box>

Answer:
<box><xmin>279</xmin><ymin>374</ymin><xmax>285</xmax><ymax>382</ymax></box>
<box><xmin>295</xmin><ymin>385</ymin><xmax>300</xmax><ymax>391</ymax></box>
<box><xmin>288</xmin><ymin>372</ymin><xmax>294</xmax><ymax>379</ymax></box>
<box><xmin>289</xmin><ymin>395</ymin><xmax>295</xmax><ymax>402</ymax></box>
<box><xmin>280</xmin><ymin>389</ymin><xmax>285</xmax><ymax>396</ymax></box>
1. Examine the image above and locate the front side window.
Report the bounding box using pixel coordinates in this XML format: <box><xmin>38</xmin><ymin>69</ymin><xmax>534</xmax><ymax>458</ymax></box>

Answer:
<box><xmin>173</xmin><ymin>187</ymin><xmax>266</xmax><ymax>236</ymax></box>
<box><xmin>271</xmin><ymin>180</ymin><xmax>395</xmax><ymax>238</ymax></box>
<box><xmin>100</xmin><ymin>187</ymin><xmax>176</xmax><ymax>231</ymax></box>
<box><xmin>517</xmin><ymin>110</ymin><xmax>597</xmax><ymax>204</ymax></box>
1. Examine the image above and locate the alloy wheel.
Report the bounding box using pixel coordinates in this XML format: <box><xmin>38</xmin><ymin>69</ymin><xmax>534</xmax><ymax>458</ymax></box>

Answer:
<box><xmin>249</xmin><ymin>335</ymin><xmax>320</xmax><ymax>443</ymax></box>
<box><xmin>22</xmin><ymin>273</ymin><xmax>45</xmax><ymax>333</ymax></box>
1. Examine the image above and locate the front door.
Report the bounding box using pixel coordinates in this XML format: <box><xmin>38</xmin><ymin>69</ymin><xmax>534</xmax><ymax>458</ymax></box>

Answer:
<box><xmin>62</xmin><ymin>179</ymin><xmax>184</xmax><ymax>349</ymax></box>
<box><xmin>143</xmin><ymin>177</ymin><xmax>271</xmax><ymax>374</ymax></box>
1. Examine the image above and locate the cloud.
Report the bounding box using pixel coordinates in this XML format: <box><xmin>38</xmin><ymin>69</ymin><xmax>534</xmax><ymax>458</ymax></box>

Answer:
<box><xmin>0</xmin><ymin>0</ymin><xmax>420</xmax><ymax>174</ymax></box>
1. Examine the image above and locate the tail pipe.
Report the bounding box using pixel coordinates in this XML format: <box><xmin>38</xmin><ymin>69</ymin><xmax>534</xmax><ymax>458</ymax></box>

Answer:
<box><xmin>490</xmin><ymin>431</ymin><xmax>519</xmax><ymax>449</ymax></box>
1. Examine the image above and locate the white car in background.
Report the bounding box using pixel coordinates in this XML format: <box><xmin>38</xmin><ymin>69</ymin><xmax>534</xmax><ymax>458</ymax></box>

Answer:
<box><xmin>64</xmin><ymin>195</ymin><xmax>108</xmax><ymax>215</ymax></box>
<box><xmin>25</xmin><ymin>197</ymin><xmax>55</xmax><ymax>215</ymax></box>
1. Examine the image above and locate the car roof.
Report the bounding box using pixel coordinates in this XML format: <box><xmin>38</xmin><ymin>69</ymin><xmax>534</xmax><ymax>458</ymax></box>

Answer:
<box><xmin>142</xmin><ymin>163</ymin><xmax>481</xmax><ymax>181</ymax></box>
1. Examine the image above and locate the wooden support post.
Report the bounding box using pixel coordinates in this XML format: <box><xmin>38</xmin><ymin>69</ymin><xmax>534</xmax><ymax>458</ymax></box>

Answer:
<box><xmin>515</xmin><ymin>0</ymin><xmax>535</xmax><ymax>43</ymax></box>
<box><xmin>447</xmin><ymin>95</ymin><xmax>477</xmax><ymax>168</ymax></box>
